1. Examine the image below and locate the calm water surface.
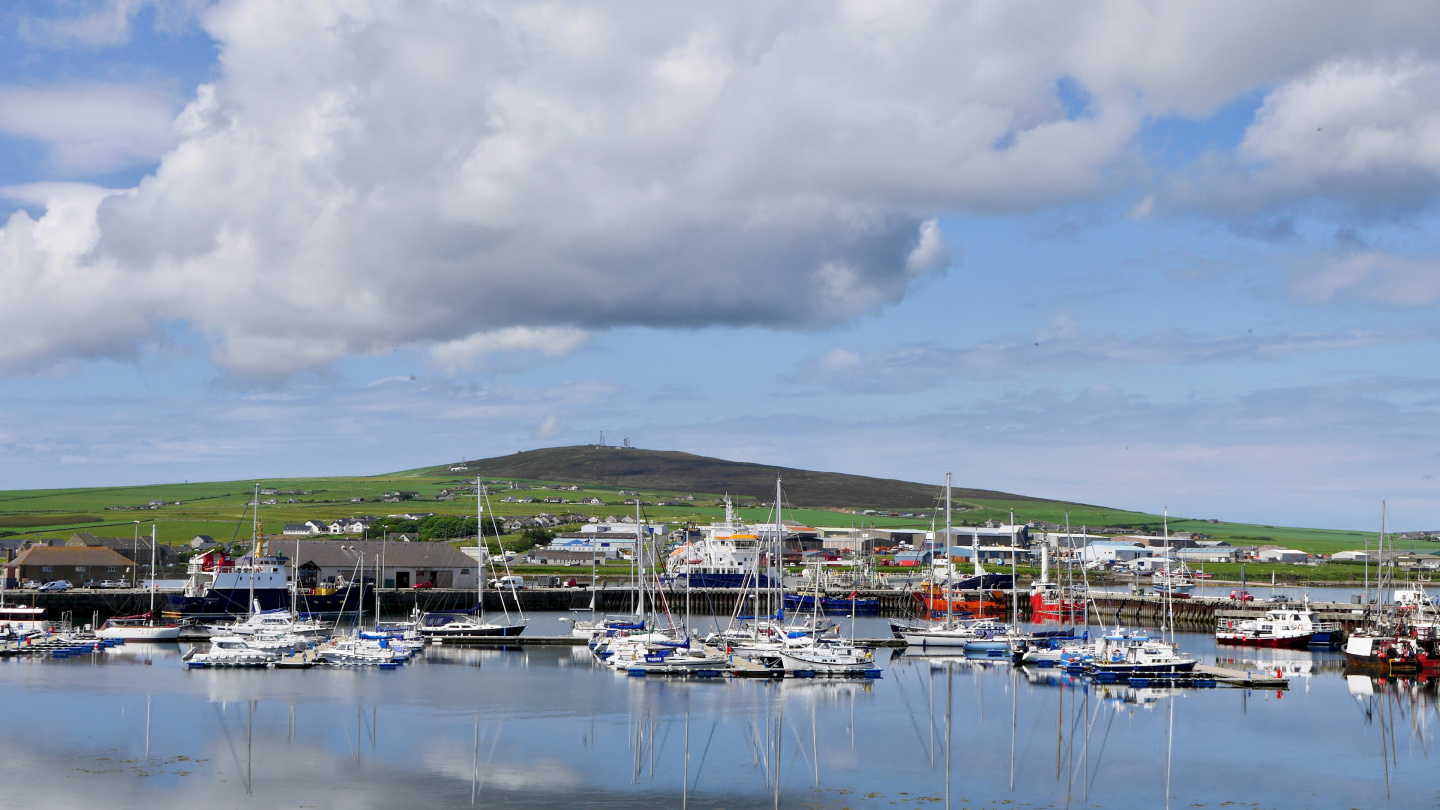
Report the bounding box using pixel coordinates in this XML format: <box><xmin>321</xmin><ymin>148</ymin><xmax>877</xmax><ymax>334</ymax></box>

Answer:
<box><xmin>0</xmin><ymin>613</ymin><xmax>1431</xmax><ymax>809</ymax></box>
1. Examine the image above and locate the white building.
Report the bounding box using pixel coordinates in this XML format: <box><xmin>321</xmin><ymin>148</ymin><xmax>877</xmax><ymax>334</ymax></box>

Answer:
<box><xmin>1078</xmin><ymin>541</ymin><xmax>1157</xmax><ymax>565</ymax></box>
<box><xmin>1258</xmin><ymin>548</ymin><xmax>1310</xmax><ymax>564</ymax></box>
<box><xmin>1331</xmin><ymin>550</ymin><xmax>1376</xmax><ymax>562</ymax></box>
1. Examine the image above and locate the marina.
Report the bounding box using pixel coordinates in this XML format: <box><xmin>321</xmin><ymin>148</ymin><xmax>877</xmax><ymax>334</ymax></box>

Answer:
<box><xmin>0</xmin><ymin>611</ymin><xmax>1428</xmax><ymax>808</ymax></box>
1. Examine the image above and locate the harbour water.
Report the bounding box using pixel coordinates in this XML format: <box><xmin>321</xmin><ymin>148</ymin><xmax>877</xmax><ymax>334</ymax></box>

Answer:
<box><xmin>1</xmin><ymin>613</ymin><xmax>1428</xmax><ymax>808</ymax></box>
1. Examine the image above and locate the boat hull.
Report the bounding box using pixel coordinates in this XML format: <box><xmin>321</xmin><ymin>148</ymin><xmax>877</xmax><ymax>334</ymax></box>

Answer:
<box><xmin>96</xmin><ymin>625</ymin><xmax>179</xmax><ymax>642</ymax></box>
<box><xmin>422</xmin><ymin>623</ymin><xmax>527</xmax><ymax>639</ymax></box>
<box><xmin>163</xmin><ymin>585</ymin><xmax>369</xmax><ymax>620</ymax></box>
<box><xmin>1216</xmin><ymin>633</ymin><xmax>1317</xmax><ymax>649</ymax></box>
<box><xmin>671</xmin><ymin>572</ymin><xmax>774</xmax><ymax>589</ymax></box>
<box><xmin>783</xmin><ymin>594</ymin><xmax>880</xmax><ymax>616</ymax></box>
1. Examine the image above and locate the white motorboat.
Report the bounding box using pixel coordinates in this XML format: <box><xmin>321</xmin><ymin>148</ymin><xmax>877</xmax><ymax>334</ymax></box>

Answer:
<box><xmin>318</xmin><ymin>636</ymin><xmax>409</xmax><ymax>666</ymax></box>
<box><xmin>209</xmin><ymin>606</ymin><xmax>328</xmax><ymax>638</ymax></box>
<box><xmin>0</xmin><ymin>605</ymin><xmax>48</xmax><ymax>635</ymax></box>
<box><xmin>1215</xmin><ymin>605</ymin><xmax>1341</xmax><ymax>648</ymax></box>
<box><xmin>183</xmin><ymin>635</ymin><xmax>281</xmax><ymax>668</ymax></box>
<box><xmin>778</xmin><ymin>639</ymin><xmax>878</xmax><ymax>674</ymax></box>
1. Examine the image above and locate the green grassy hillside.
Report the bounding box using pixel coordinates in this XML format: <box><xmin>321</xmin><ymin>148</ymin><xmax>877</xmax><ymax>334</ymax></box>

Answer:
<box><xmin>0</xmin><ymin>449</ymin><xmax>1406</xmax><ymax>556</ymax></box>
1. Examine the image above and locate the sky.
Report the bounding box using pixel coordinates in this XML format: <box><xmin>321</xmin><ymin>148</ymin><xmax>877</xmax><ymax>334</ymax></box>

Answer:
<box><xmin>0</xmin><ymin>1</ymin><xmax>1438</xmax><ymax>531</ymax></box>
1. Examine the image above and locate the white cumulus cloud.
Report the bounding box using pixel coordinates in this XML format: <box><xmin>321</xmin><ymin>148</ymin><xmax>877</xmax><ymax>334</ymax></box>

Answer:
<box><xmin>5</xmin><ymin>1</ymin><xmax>1440</xmax><ymax>379</ymax></box>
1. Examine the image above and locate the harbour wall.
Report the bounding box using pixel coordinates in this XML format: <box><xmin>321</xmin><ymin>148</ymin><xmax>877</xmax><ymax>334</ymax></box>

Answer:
<box><xmin>6</xmin><ymin>587</ymin><xmax>1371</xmax><ymax>631</ymax></box>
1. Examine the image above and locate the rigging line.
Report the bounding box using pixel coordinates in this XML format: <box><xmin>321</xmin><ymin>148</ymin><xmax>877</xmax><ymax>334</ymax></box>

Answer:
<box><xmin>689</xmin><ymin>721</ymin><xmax>718</xmax><ymax>794</ymax></box>
<box><xmin>475</xmin><ymin>720</ymin><xmax>504</xmax><ymax>800</ymax></box>
<box><xmin>1086</xmin><ymin>697</ymin><xmax>1118</xmax><ymax>795</ymax></box>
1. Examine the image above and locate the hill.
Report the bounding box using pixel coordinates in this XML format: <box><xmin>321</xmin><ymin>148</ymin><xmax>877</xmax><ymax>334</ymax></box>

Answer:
<box><xmin>425</xmin><ymin>446</ymin><xmax>1040</xmax><ymax>508</ymax></box>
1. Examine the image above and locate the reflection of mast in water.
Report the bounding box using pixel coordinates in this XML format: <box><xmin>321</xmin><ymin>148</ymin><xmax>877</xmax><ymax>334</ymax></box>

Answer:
<box><xmin>944</xmin><ymin>663</ymin><xmax>952</xmax><ymax>810</ymax></box>
<box><xmin>1009</xmin><ymin>667</ymin><xmax>1017</xmax><ymax>792</ymax></box>
<box><xmin>145</xmin><ymin>694</ymin><xmax>152</xmax><ymax>762</ymax></box>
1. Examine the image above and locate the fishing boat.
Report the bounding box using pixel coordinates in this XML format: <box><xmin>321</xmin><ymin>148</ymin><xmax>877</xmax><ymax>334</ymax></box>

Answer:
<box><xmin>96</xmin><ymin>526</ymin><xmax>179</xmax><ymax>641</ymax></box>
<box><xmin>1343</xmin><ymin>633</ymin><xmax>1430</xmax><ymax>672</ymax></box>
<box><xmin>1151</xmin><ymin>564</ymin><xmax>1195</xmax><ymax>598</ymax></box>
<box><xmin>1215</xmin><ymin>603</ymin><xmax>1342</xmax><ymax>648</ymax></box>
<box><xmin>1343</xmin><ymin>503</ymin><xmax>1435</xmax><ymax>672</ymax></box>
<box><xmin>663</xmin><ymin>496</ymin><xmax>773</xmax><ymax>589</ymax></box>
<box><xmin>1029</xmin><ymin>545</ymin><xmax>1083</xmax><ymax>617</ymax></box>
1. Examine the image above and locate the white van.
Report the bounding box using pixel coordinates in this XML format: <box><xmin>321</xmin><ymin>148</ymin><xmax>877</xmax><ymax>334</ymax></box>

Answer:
<box><xmin>489</xmin><ymin>575</ymin><xmax>525</xmax><ymax>590</ymax></box>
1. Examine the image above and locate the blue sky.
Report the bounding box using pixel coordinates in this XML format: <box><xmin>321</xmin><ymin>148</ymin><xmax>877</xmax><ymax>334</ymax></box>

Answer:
<box><xmin>1</xmin><ymin>2</ymin><xmax>1439</xmax><ymax>531</ymax></box>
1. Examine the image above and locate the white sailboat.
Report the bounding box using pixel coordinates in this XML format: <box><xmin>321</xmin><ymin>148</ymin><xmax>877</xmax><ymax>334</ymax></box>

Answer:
<box><xmin>97</xmin><ymin>525</ymin><xmax>179</xmax><ymax>642</ymax></box>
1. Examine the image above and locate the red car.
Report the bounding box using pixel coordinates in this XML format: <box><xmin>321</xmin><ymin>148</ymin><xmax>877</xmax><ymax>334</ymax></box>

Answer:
<box><xmin>413</xmin><ymin>581</ymin><xmax>435</xmax><ymax>589</ymax></box>
<box><xmin>1230</xmin><ymin>589</ymin><xmax>1254</xmax><ymax>602</ymax></box>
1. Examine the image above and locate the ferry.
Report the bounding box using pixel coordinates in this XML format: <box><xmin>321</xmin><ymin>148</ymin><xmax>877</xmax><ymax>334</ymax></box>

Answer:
<box><xmin>663</xmin><ymin>496</ymin><xmax>774</xmax><ymax>589</ymax></box>
<box><xmin>162</xmin><ymin>549</ymin><xmax>367</xmax><ymax>620</ymax></box>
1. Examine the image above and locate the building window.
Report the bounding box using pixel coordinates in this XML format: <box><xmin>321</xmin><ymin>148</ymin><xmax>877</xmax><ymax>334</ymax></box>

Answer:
<box><xmin>107</xmin><ymin>567</ymin><xmax>117</xmax><ymax>573</ymax></box>
<box><xmin>461</xmin><ymin>569</ymin><xmax>470</xmax><ymax>575</ymax></box>
<box><xmin>75</xmin><ymin>567</ymin><xmax>86</xmax><ymax>573</ymax></box>
<box><xmin>41</xmin><ymin>566</ymin><xmax>52</xmax><ymax>573</ymax></box>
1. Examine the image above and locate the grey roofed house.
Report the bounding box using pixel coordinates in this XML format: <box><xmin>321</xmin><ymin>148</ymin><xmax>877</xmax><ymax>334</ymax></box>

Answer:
<box><xmin>66</xmin><ymin>532</ymin><xmax>180</xmax><ymax>566</ymax></box>
<box><xmin>191</xmin><ymin>535</ymin><xmax>219</xmax><ymax>549</ymax></box>
<box><xmin>287</xmin><ymin>539</ymin><xmax>479</xmax><ymax>590</ymax></box>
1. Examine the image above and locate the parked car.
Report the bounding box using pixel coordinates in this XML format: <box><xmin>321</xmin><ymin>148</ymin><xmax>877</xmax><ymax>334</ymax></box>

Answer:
<box><xmin>412</xmin><ymin>581</ymin><xmax>435</xmax><ymax>589</ymax></box>
<box><xmin>38</xmin><ymin>580</ymin><xmax>72</xmax><ymax>592</ymax></box>
<box><xmin>1266</xmin><ymin>595</ymin><xmax>1291</xmax><ymax>604</ymax></box>
<box><xmin>20</xmin><ymin>580</ymin><xmax>40</xmax><ymax>590</ymax></box>
<box><xmin>83</xmin><ymin>580</ymin><xmax>103</xmax><ymax>589</ymax></box>
<box><xmin>489</xmin><ymin>576</ymin><xmax>525</xmax><ymax>590</ymax></box>
<box><xmin>1230</xmin><ymin>590</ymin><xmax>1254</xmax><ymax>602</ymax></box>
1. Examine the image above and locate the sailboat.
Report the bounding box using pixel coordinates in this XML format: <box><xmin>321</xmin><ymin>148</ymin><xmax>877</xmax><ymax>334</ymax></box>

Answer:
<box><xmin>421</xmin><ymin>475</ymin><xmax>528</xmax><ymax>639</ymax></box>
<box><xmin>97</xmin><ymin>525</ymin><xmax>179</xmax><ymax>642</ymax></box>
<box><xmin>901</xmin><ymin>474</ymin><xmax>1010</xmax><ymax>648</ymax></box>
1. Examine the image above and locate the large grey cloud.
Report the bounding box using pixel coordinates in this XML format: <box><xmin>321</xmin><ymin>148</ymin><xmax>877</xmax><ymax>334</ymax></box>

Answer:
<box><xmin>6</xmin><ymin>1</ymin><xmax>1440</xmax><ymax>380</ymax></box>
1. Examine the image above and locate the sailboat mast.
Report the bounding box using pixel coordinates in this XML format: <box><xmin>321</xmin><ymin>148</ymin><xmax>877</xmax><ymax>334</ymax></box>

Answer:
<box><xmin>249</xmin><ymin>483</ymin><xmax>258</xmax><ymax>616</ymax></box>
<box><xmin>775</xmin><ymin>478</ymin><xmax>783</xmax><ymax>623</ymax></box>
<box><xmin>944</xmin><ymin>472</ymin><xmax>953</xmax><ymax>626</ymax></box>
<box><xmin>1009</xmin><ymin>509</ymin><xmax>1017</xmax><ymax>628</ymax></box>
<box><xmin>149</xmin><ymin>524</ymin><xmax>157</xmax><ymax>615</ymax></box>
<box><xmin>635</xmin><ymin>496</ymin><xmax>648</xmax><ymax>627</ymax></box>
<box><xmin>477</xmin><ymin>476</ymin><xmax>485</xmax><ymax>620</ymax></box>
<box><xmin>1162</xmin><ymin>508</ymin><xmax>1172</xmax><ymax>644</ymax></box>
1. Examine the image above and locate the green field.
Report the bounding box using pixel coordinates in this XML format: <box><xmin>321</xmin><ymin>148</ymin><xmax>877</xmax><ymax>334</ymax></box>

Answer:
<box><xmin>0</xmin><ymin>469</ymin><xmax>1416</xmax><ymax>559</ymax></box>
